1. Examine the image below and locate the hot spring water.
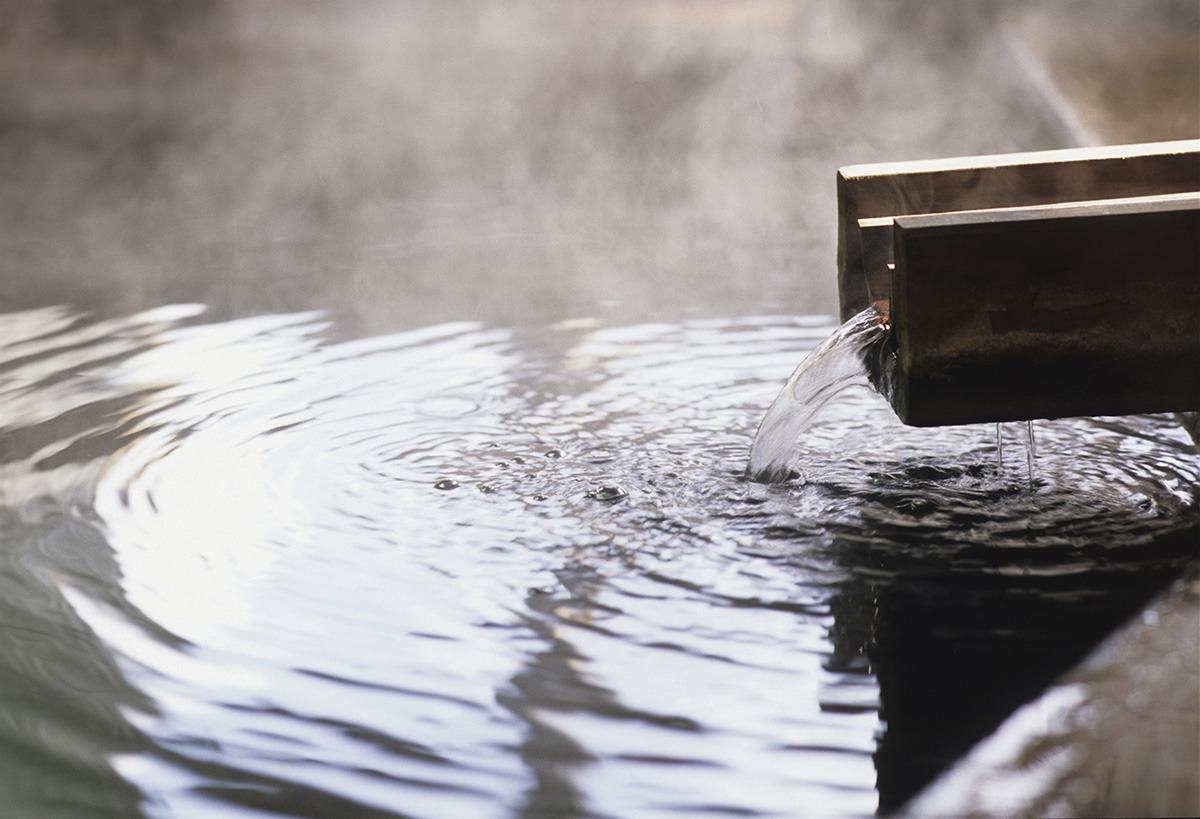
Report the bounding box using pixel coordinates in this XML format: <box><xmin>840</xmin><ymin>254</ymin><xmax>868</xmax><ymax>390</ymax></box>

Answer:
<box><xmin>1</xmin><ymin>304</ymin><xmax>1196</xmax><ymax>816</ymax></box>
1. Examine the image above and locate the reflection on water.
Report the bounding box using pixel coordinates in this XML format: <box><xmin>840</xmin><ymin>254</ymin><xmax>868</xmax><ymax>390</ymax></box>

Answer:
<box><xmin>0</xmin><ymin>306</ymin><xmax>1196</xmax><ymax>816</ymax></box>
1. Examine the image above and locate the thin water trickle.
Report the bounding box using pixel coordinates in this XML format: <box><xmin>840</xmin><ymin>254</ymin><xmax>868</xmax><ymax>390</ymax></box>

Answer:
<box><xmin>746</xmin><ymin>304</ymin><xmax>888</xmax><ymax>483</ymax></box>
<box><xmin>994</xmin><ymin>421</ymin><xmax>1041</xmax><ymax>485</ymax></box>
<box><xmin>0</xmin><ymin>305</ymin><xmax>1196</xmax><ymax>817</ymax></box>
<box><xmin>1026</xmin><ymin>419</ymin><xmax>1038</xmax><ymax>485</ymax></box>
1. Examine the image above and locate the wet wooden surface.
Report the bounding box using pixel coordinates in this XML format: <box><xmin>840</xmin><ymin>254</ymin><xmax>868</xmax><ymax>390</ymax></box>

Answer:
<box><xmin>837</xmin><ymin>140</ymin><xmax>1200</xmax><ymax>320</ymax></box>
<box><xmin>890</xmin><ymin>190</ymin><xmax>1200</xmax><ymax>425</ymax></box>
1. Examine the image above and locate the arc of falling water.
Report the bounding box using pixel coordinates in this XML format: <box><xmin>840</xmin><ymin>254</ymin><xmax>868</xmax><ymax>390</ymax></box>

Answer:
<box><xmin>746</xmin><ymin>305</ymin><xmax>888</xmax><ymax>483</ymax></box>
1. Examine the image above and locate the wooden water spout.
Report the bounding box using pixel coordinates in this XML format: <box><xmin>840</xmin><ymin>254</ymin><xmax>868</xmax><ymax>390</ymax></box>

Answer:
<box><xmin>837</xmin><ymin>140</ymin><xmax>1200</xmax><ymax>427</ymax></box>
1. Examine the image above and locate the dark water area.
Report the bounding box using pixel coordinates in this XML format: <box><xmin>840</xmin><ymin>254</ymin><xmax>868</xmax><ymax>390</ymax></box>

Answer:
<box><xmin>1</xmin><ymin>305</ymin><xmax>1195</xmax><ymax>817</ymax></box>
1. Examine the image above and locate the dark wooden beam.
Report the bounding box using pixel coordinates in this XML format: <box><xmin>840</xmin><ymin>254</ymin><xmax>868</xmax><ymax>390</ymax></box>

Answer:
<box><xmin>837</xmin><ymin>140</ymin><xmax>1200</xmax><ymax>321</ymax></box>
<box><xmin>887</xmin><ymin>192</ymin><xmax>1200</xmax><ymax>425</ymax></box>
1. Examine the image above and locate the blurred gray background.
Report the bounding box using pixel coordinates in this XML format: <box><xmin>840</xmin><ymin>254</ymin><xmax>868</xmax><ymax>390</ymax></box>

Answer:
<box><xmin>2</xmin><ymin>0</ymin><xmax>1197</xmax><ymax>337</ymax></box>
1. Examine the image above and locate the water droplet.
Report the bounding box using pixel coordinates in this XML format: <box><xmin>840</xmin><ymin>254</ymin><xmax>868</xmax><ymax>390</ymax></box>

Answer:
<box><xmin>545</xmin><ymin>448</ymin><xmax>564</xmax><ymax>459</ymax></box>
<box><xmin>586</xmin><ymin>485</ymin><xmax>628</xmax><ymax>502</ymax></box>
<box><xmin>434</xmin><ymin>479</ymin><xmax>460</xmax><ymax>491</ymax></box>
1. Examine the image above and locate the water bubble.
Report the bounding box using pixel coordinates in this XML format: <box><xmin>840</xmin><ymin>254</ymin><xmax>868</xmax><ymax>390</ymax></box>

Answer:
<box><xmin>586</xmin><ymin>485</ymin><xmax>628</xmax><ymax>502</ymax></box>
<box><xmin>433</xmin><ymin>479</ymin><xmax>460</xmax><ymax>491</ymax></box>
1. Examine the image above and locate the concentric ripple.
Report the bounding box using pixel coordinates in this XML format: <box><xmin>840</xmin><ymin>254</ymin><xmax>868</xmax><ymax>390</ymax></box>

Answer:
<box><xmin>0</xmin><ymin>305</ymin><xmax>1195</xmax><ymax>817</ymax></box>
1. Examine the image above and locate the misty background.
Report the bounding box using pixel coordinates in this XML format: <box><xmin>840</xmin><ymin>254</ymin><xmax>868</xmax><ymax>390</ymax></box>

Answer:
<box><xmin>1</xmin><ymin>0</ymin><xmax>1197</xmax><ymax>337</ymax></box>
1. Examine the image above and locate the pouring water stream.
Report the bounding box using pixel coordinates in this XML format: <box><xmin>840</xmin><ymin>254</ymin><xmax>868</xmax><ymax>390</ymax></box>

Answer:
<box><xmin>746</xmin><ymin>304</ymin><xmax>888</xmax><ymax>482</ymax></box>
<box><xmin>746</xmin><ymin>304</ymin><xmax>1057</xmax><ymax>486</ymax></box>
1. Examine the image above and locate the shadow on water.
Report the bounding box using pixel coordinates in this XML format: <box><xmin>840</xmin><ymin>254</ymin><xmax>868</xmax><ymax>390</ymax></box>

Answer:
<box><xmin>850</xmin><ymin>436</ymin><xmax>1197</xmax><ymax>809</ymax></box>
<box><xmin>823</xmin><ymin>484</ymin><xmax>1196</xmax><ymax>812</ymax></box>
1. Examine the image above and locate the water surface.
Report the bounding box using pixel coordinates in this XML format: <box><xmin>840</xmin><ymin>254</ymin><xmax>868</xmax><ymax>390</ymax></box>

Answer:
<box><xmin>1</xmin><ymin>305</ymin><xmax>1196</xmax><ymax>817</ymax></box>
